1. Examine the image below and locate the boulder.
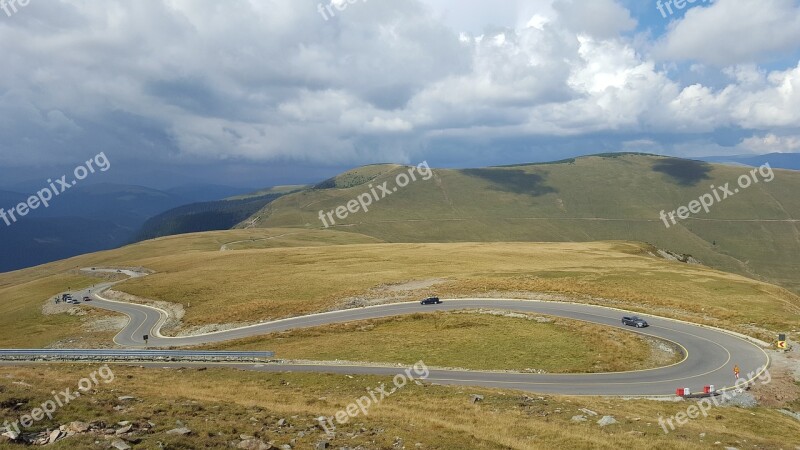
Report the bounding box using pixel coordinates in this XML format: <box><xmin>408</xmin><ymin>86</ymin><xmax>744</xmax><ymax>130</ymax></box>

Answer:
<box><xmin>111</xmin><ymin>439</ymin><xmax>132</xmax><ymax>450</ymax></box>
<box><xmin>166</xmin><ymin>427</ymin><xmax>192</xmax><ymax>436</ymax></box>
<box><xmin>67</xmin><ymin>421</ymin><xmax>91</xmax><ymax>433</ymax></box>
<box><xmin>597</xmin><ymin>416</ymin><xmax>618</xmax><ymax>427</ymax></box>
<box><xmin>47</xmin><ymin>429</ymin><xmax>63</xmax><ymax>444</ymax></box>
<box><xmin>238</xmin><ymin>439</ymin><xmax>277</xmax><ymax>450</ymax></box>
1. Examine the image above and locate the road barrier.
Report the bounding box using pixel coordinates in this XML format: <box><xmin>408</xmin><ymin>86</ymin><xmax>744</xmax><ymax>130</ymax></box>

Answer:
<box><xmin>0</xmin><ymin>349</ymin><xmax>275</xmax><ymax>363</ymax></box>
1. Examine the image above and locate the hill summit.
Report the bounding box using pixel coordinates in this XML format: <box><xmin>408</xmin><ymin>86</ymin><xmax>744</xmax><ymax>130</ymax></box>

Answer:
<box><xmin>244</xmin><ymin>154</ymin><xmax>800</xmax><ymax>293</ymax></box>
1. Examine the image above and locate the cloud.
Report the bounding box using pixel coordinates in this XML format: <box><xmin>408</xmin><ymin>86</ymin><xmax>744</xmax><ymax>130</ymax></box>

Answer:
<box><xmin>0</xmin><ymin>0</ymin><xmax>798</xmax><ymax>181</ymax></box>
<box><xmin>655</xmin><ymin>0</ymin><xmax>800</xmax><ymax>66</ymax></box>
<box><xmin>552</xmin><ymin>0</ymin><xmax>636</xmax><ymax>39</ymax></box>
<box><xmin>738</xmin><ymin>133</ymin><xmax>800</xmax><ymax>153</ymax></box>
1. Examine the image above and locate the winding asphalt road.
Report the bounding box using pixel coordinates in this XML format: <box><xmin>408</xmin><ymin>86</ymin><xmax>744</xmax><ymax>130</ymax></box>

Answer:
<box><xmin>16</xmin><ymin>268</ymin><xmax>770</xmax><ymax>395</ymax></box>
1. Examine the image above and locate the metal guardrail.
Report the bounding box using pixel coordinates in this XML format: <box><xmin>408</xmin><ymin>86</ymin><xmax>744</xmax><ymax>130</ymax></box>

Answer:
<box><xmin>0</xmin><ymin>349</ymin><xmax>275</xmax><ymax>362</ymax></box>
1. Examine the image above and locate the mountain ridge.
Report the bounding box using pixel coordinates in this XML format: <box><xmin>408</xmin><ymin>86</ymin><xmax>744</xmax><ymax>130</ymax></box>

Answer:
<box><xmin>243</xmin><ymin>153</ymin><xmax>800</xmax><ymax>293</ymax></box>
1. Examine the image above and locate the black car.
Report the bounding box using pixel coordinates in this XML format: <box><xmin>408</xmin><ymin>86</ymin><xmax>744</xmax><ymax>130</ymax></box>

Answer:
<box><xmin>420</xmin><ymin>297</ymin><xmax>441</xmax><ymax>305</ymax></box>
<box><xmin>622</xmin><ymin>316</ymin><xmax>649</xmax><ymax>328</ymax></box>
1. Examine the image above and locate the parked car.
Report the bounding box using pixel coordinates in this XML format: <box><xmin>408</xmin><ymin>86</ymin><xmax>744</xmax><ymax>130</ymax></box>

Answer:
<box><xmin>420</xmin><ymin>297</ymin><xmax>441</xmax><ymax>305</ymax></box>
<box><xmin>83</xmin><ymin>296</ymin><xmax>91</xmax><ymax>302</ymax></box>
<box><xmin>622</xmin><ymin>316</ymin><xmax>649</xmax><ymax>328</ymax></box>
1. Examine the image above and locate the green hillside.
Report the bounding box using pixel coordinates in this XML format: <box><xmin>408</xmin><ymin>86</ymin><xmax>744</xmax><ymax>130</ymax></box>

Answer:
<box><xmin>245</xmin><ymin>154</ymin><xmax>800</xmax><ymax>293</ymax></box>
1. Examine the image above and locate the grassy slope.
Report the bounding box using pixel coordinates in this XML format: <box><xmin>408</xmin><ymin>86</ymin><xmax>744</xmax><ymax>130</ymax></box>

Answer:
<box><xmin>0</xmin><ymin>228</ymin><xmax>382</xmax><ymax>347</ymax></box>
<box><xmin>1</xmin><ymin>228</ymin><xmax>797</xmax><ymax>348</ymax></box>
<box><xmin>112</xmin><ymin>240</ymin><xmax>798</xmax><ymax>338</ymax></box>
<box><xmin>207</xmin><ymin>312</ymin><xmax>680</xmax><ymax>373</ymax></box>
<box><xmin>225</xmin><ymin>185</ymin><xmax>309</xmax><ymax>201</ymax></box>
<box><xmin>250</xmin><ymin>154</ymin><xmax>800</xmax><ymax>293</ymax></box>
<box><xmin>0</xmin><ymin>365</ymin><xmax>798</xmax><ymax>449</ymax></box>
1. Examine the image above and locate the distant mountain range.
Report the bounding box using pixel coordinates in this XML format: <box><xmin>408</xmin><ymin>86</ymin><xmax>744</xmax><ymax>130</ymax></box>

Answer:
<box><xmin>0</xmin><ymin>183</ymin><xmax>256</xmax><ymax>273</ymax></box>
<box><xmin>133</xmin><ymin>186</ymin><xmax>306</xmax><ymax>242</ymax></box>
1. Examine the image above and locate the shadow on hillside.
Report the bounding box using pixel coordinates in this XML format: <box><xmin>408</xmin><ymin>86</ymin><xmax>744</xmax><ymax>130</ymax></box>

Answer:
<box><xmin>462</xmin><ymin>169</ymin><xmax>557</xmax><ymax>196</ymax></box>
<box><xmin>652</xmin><ymin>159</ymin><xmax>712</xmax><ymax>186</ymax></box>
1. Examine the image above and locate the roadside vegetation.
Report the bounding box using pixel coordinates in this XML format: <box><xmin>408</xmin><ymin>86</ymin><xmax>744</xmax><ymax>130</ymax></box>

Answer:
<box><xmin>207</xmin><ymin>312</ymin><xmax>682</xmax><ymax>373</ymax></box>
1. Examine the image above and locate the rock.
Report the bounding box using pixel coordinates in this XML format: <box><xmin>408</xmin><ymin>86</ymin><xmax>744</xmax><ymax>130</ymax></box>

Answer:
<box><xmin>314</xmin><ymin>442</ymin><xmax>329</xmax><ymax>450</ymax></box>
<box><xmin>280</xmin><ymin>445</ymin><xmax>292</xmax><ymax>450</ymax></box>
<box><xmin>111</xmin><ymin>439</ymin><xmax>132</xmax><ymax>450</ymax></box>
<box><xmin>47</xmin><ymin>429</ymin><xmax>63</xmax><ymax>444</ymax></box>
<box><xmin>277</xmin><ymin>418</ymin><xmax>287</xmax><ymax>427</ymax></box>
<box><xmin>579</xmin><ymin>408</ymin><xmax>598</xmax><ymax>416</ymax></box>
<box><xmin>117</xmin><ymin>421</ymin><xmax>131</xmax><ymax>427</ymax></box>
<box><xmin>315</xmin><ymin>417</ymin><xmax>332</xmax><ymax>433</ymax></box>
<box><xmin>1</xmin><ymin>431</ymin><xmax>19</xmax><ymax>441</ymax></box>
<box><xmin>238</xmin><ymin>439</ymin><xmax>276</xmax><ymax>450</ymax></box>
<box><xmin>470</xmin><ymin>394</ymin><xmax>484</xmax><ymax>403</ymax></box>
<box><xmin>240</xmin><ymin>434</ymin><xmax>255</xmax><ymax>440</ymax></box>
<box><xmin>570</xmin><ymin>415</ymin><xmax>588</xmax><ymax>423</ymax></box>
<box><xmin>118</xmin><ymin>396</ymin><xmax>136</xmax><ymax>402</ymax></box>
<box><xmin>116</xmin><ymin>424</ymin><xmax>133</xmax><ymax>435</ymax></box>
<box><xmin>166</xmin><ymin>427</ymin><xmax>192</xmax><ymax>436</ymax></box>
<box><xmin>597</xmin><ymin>416</ymin><xmax>618</xmax><ymax>427</ymax></box>
<box><xmin>68</xmin><ymin>421</ymin><xmax>91</xmax><ymax>433</ymax></box>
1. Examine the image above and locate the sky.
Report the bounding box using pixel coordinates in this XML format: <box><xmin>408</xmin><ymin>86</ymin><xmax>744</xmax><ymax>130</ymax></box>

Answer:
<box><xmin>0</xmin><ymin>0</ymin><xmax>799</xmax><ymax>189</ymax></box>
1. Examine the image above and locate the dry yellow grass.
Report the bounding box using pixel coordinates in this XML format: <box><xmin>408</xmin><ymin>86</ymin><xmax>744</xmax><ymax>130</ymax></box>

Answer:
<box><xmin>113</xmin><ymin>240</ymin><xmax>800</xmax><ymax>339</ymax></box>
<box><xmin>0</xmin><ymin>229</ymin><xmax>380</xmax><ymax>346</ymax></box>
<box><xmin>0</xmin><ymin>365</ymin><xmax>797</xmax><ymax>449</ymax></box>
<box><xmin>209</xmin><ymin>312</ymin><xmax>681</xmax><ymax>372</ymax></box>
<box><xmin>1</xmin><ymin>228</ymin><xmax>798</xmax><ymax>348</ymax></box>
